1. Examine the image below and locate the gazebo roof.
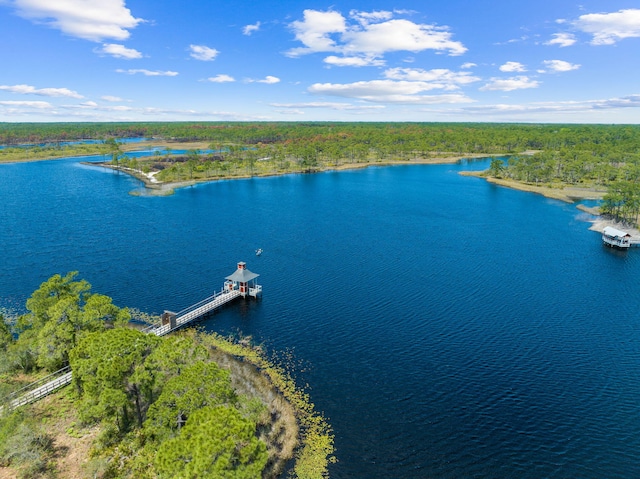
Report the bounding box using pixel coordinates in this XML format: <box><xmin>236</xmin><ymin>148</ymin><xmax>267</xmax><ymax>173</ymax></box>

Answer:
<box><xmin>226</xmin><ymin>267</ymin><xmax>259</xmax><ymax>283</ymax></box>
<box><xmin>603</xmin><ymin>226</ymin><xmax>631</xmax><ymax>238</ymax></box>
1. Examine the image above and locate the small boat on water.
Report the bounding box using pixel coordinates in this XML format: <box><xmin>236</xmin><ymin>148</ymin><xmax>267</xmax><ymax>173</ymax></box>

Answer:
<box><xmin>256</xmin><ymin>248</ymin><xmax>263</xmax><ymax>256</ymax></box>
<box><xmin>602</xmin><ymin>226</ymin><xmax>631</xmax><ymax>249</ymax></box>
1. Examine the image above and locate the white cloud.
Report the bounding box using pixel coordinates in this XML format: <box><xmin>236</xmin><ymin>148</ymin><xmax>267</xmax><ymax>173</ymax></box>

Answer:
<box><xmin>308</xmin><ymin>80</ymin><xmax>474</xmax><ymax>104</ymax></box>
<box><xmin>341</xmin><ymin>19</ymin><xmax>466</xmax><ymax>56</ymax></box>
<box><xmin>189</xmin><ymin>44</ymin><xmax>219</xmax><ymax>61</ymax></box>
<box><xmin>116</xmin><ymin>69</ymin><xmax>178</xmax><ymax>76</ymax></box>
<box><xmin>288</xmin><ymin>10</ymin><xmax>347</xmax><ymax>57</ymax></box>
<box><xmin>101</xmin><ymin>95</ymin><xmax>124</xmax><ymax>102</ymax></box>
<box><xmin>246</xmin><ymin>76</ymin><xmax>280</xmax><ymax>84</ymax></box>
<box><xmin>457</xmin><ymin>94</ymin><xmax>640</xmax><ymax>116</ymax></box>
<box><xmin>98</xmin><ymin>43</ymin><xmax>142</xmax><ymax>59</ymax></box>
<box><xmin>108</xmin><ymin>105</ymin><xmax>134</xmax><ymax>111</ymax></box>
<box><xmin>574</xmin><ymin>9</ymin><xmax>640</xmax><ymax>45</ymax></box>
<box><xmin>324</xmin><ymin>55</ymin><xmax>385</xmax><ymax>67</ymax></box>
<box><xmin>499</xmin><ymin>61</ymin><xmax>526</xmax><ymax>72</ymax></box>
<box><xmin>66</xmin><ymin>101</ymin><xmax>134</xmax><ymax>112</ymax></box>
<box><xmin>260</xmin><ymin>76</ymin><xmax>281</xmax><ymax>84</ymax></box>
<box><xmin>0</xmin><ymin>84</ymin><xmax>83</xmax><ymax>98</ymax></box>
<box><xmin>545</xmin><ymin>33</ymin><xmax>577</xmax><ymax>47</ymax></box>
<box><xmin>542</xmin><ymin>60</ymin><xmax>580</xmax><ymax>72</ymax></box>
<box><xmin>270</xmin><ymin>101</ymin><xmax>385</xmax><ymax>111</ymax></box>
<box><xmin>207</xmin><ymin>74</ymin><xmax>235</xmax><ymax>83</ymax></box>
<box><xmin>349</xmin><ymin>9</ymin><xmax>393</xmax><ymax>25</ymax></box>
<box><xmin>480</xmin><ymin>76</ymin><xmax>540</xmax><ymax>91</ymax></box>
<box><xmin>0</xmin><ymin>101</ymin><xmax>270</xmax><ymax>121</ymax></box>
<box><xmin>275</xmin><ymin>108</ymin><xmax>305</xmax><ymax>115</ymax></box>
<box><xmin>243</xmin><ymin>22</ymin><xmax>261</xmax><ymax>35</ymax></box>
<box><xmin>383</xmin><ymin>68</ymin><xmax>480</xmax><ymax>89</ymax></box>
<box><xmin>11</xmin><ymin>0</ymin><xmax>143</xmax><ymax>42</ymax></box>
<box><xmin>0</xmin><ymin>100</ymin><xmax>53</xmax><ymax>108</ymax></box>
<box><xmin>461</xmin><ymin>62</ymin><xmax>477</xmax><ymax>69</ymax></box>
<box><xmin>287</xmin><ymin>9</ymin><xmax>466</xmax><ymax>63</ymax></box>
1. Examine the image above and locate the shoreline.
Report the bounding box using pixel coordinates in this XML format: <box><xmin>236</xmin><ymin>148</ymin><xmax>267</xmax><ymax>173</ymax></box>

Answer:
<box><xmin>460</xmin><ymin>171</ymin><xmax>640</xmax><ymax>237</ymax></box>
<box><xmin>89</xmin><ymin>153</ymin><xmax>493</xmax><ymax>196</ymax></box>
<box><xmin>459</xmin><ymin>171</ymin><xmax>608</xmax><ymax>203</ymax></box>
<box><xmin>0</xmin><ymin>140</ymin><xmax>214</xmax><ymax>164</ymax></box>
<box><xmin>15</xmin><ymin>144</ymin><xmax>638</xmax><ymax>238</ymax></box>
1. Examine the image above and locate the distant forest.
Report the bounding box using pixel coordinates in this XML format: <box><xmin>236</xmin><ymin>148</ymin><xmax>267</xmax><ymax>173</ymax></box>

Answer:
<box><xmin>2</xmin><ymin>122</ymin><xmax>640</xmax><ymax>224</ymax></box>
<box><xmin>2</xmin><ymin>122</ymin><xmax>640</xmax><ymax>153</ymax></box>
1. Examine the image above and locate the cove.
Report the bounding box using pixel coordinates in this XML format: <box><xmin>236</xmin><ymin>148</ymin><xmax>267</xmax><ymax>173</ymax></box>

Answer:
<box><xmin>2</xmin><ymin>156</ymin><xmax>640</xmax><ymax>478</ymax></box>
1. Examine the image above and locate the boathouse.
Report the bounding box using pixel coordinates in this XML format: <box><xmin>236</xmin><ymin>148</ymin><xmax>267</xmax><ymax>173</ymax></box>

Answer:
<box><xmin>602</xmin><ymin>226</ymin><xmax>631</xmax><ymax>249</ymax></box>
<box><xmin>225</xmin><ymin>261</ymin><xmax>262</xmax><ymax>297</ymax></box>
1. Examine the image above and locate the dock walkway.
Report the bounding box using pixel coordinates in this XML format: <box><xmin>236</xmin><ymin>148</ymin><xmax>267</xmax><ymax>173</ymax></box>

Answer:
<box><xmin>2</xmin><ymin>262</ymin><xmax>261</xmax><ymax>410</ymax></box>
<box><xmin>1</xmin><ymin>367</ymin><xmax>72</xmax><ymax>410</ymax></box>
<box><xmin>144</xmin><ymin>289</ymin><xmax>242</xmax><ymax>337</ymax></box>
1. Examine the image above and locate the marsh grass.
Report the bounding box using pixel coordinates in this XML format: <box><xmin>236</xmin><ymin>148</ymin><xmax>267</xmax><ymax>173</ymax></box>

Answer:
<box><xmin>0</xmin><ymin>144</ymin><xmax>111</xmax><ymax>163</ymax></box>
<box><xmin>202</xmin><ymin>332</ymin><xmax>336</xmax><ymax>479</ymax></box>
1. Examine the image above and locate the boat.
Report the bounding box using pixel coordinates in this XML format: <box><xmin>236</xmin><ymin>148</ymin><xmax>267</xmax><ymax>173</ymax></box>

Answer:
<box><xmin>602</xmin><ymin>226</ymin><xmax>631</xmax><ymax>249</ymax></box>
<box><xmin>255</xmin><ymin>248</ymin><xmax>263</xmax><ymax>256</ymax></box>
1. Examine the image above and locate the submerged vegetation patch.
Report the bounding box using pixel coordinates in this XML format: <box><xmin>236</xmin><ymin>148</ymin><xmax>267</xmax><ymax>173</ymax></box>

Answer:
<box><xmin>203</xmin><ymin>333</ymin><xmax>336</xmax><ymax>478</ymax></box>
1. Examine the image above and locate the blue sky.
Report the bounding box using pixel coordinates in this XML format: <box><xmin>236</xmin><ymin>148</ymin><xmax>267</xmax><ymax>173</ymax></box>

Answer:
<box><xmin>1</xmin><ymin>0</ymin><xmax>639</xmax><ymax>123</ymax></box>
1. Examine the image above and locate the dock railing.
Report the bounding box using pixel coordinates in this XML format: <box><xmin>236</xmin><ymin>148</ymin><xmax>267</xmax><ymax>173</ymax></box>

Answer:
<box><xmin>1</xmin><ymin>366</ymin><xmax>72</xmax><ymax>410</ymax></box>
<box><xmin>141</xmin><ymin>288</ymin><xmax>241</xmax><ymax>337</ymax></box>
<box><xmin>5</xmin><ymin>273</ymin><xmax>257</xmax><ymax>410</ymax></box>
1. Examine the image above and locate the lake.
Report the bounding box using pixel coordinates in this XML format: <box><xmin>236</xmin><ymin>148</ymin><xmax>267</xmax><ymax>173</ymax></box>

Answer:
<box><xmin>2</xmin><ymin>155</ymin><xmax>640</xmax><ymax>478</ymax></box>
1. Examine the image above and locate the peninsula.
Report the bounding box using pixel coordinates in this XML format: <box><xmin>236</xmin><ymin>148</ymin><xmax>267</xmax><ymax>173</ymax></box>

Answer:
<box><xmin>1</xmin><ymin>121</ymin><xmax>639</xmax><ymax>225</ymax></box>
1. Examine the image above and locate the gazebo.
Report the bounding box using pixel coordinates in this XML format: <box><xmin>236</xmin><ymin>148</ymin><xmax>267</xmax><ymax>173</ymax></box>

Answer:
<box><xmin>225</xmin><ymin>262</ymin><xmax>262</xmax><ymax>297</ymax></box>
<box><xmin>602</xmin><ymin>226</ymin><xmax>632</xmax><ymax>249</ymax></box>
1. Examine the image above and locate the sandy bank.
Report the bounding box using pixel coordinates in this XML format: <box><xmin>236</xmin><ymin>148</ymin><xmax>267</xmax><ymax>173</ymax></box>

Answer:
<box><xmin>460</xmin><ymin>171</ymin><xmax>607</xmax><ymax>203</ymax></box>
<box><xmin>89</xmin><ymin>153</ymin><xmax>494</xmax><ymax>196</ymax></box>
<box><xmin>587</xmin><ymin>217</ymin><xmax>640</xmax><ymax>237</ymax></box>
<box><xmin>118</xmin><ymin>140</ymin><xmax>212</xmax><ymax>152</ymax></box>
<box><xmin>461</xmin><ymin>171</ymin><xmax>640</xmax><ymax>239</ymax></box>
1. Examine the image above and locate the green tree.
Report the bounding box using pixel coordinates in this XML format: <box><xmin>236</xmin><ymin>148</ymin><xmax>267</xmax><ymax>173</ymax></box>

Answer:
<box><xmin>154</xmin><ymin>406</ymin><xmax>267</xmax><ymax>479</ymax></box>
<box><xmin>487</xmin><ymin>158</ymin><xmax>505</xmax><ymax>178</ymax></box>
<box><xmin>145</xmin><ymin>361</ymin><xmax>236</xmax><ymax>442</ymax></box>
<box><xmin>0</xmin><ymin>314</ymin><xmax>14</xmax><ymax>374</ymax></box>
<box><xmin>186</xmin><ymin>149</ymin><xmax>200</xmax><ymax>179</ymax></box>
<box><xmin>18</xmin><ymin>272</ymin><xmax>90</xmax><ymax>333</ymax></box>
<box><xmin>142</xmin><ymin>334</ymin><xmax>209</xmax><ymax>406</ymax></box>
<box><xmin>12</xmin><ymin>273</ymin><xmax>130</xmax><ymax>371</ymax></box>
<box><xmin>0</xmin><ymin>314</ymin><xmax>12</xmax><ymax>349</ymax></box>
<box><xmin>70</xmin><ymin>328</ymin><xmax>161</xmax><ymax>432</ymax></box>
<box><xmin>0</xmin><ymin>412</ymin><xmax>56</xmax><ymax>477</ymax></box>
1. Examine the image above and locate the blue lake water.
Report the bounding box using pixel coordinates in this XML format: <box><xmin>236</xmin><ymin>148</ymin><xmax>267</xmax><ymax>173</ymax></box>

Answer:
<box><xmin>2</xmin><ymin>156</ymin><xmax>640</xmax><ymax>478</ymax></box>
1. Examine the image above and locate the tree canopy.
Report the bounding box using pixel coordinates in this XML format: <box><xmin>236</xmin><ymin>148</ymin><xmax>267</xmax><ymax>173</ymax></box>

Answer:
<box><xmin>0</xmin><ymin>272</ymin><xmax>337</xmax><ymax>478</ymax></box>
<box><xmin>154</xmin><ymin>405</ymin><xmax>267</xmax><ymax>479</ymax></box>
<box><xmin>8</xmin><ymin>272</ymin><xmax>130</xmax><ymax>372</ymax></box>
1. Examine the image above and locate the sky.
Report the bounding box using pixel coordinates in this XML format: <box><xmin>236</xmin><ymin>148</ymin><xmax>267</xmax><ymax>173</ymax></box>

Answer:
<box><xmin>1</xmin><ymin>0</ymin><xmax>640</xmax><ymax>123</ymax></box>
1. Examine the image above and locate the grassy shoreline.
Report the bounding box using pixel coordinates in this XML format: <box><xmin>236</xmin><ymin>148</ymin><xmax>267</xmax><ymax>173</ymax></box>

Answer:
<box><xmin>0</xmin><ymin>330</ymin><xmax>329</xmax><ymax>479</ymax></box>
<box><xmin>89</xmin><ymin>147</ymin><xmax>493</xmax><ymax>196</ymax></box>
<box><xmin>460</xmin><ymin>170</ymin><xmax>608</xmax><ymax>203</ymax></box>
<box><xmin>459</xmin><ymin>171</ymin><xmax>640</xmax><ymax>236</ymax></box>
<box><xmin>4</xmin><ymin>139</ymin><xmax>607</xmax><ymax>206</ymax></box>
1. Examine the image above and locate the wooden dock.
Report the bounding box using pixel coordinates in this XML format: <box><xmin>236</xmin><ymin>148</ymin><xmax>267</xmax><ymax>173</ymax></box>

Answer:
<box><xmin>1</xmin><ymin>367</ymin><xmax>72</xmax><ymax>410</ymax></box>
<box><xmin>2</xmin><ymin>261</ymin><xmax>261</xmax><ymax>410</ymax></box>
<box><xmin>146</xmin><ymin>289</ymin><xmax>242</xmax><ymax>336</ymax></box>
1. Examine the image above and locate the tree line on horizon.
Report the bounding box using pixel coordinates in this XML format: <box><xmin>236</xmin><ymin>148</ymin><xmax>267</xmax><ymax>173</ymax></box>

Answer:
<box><xmin>2</xmin><ymin>122</ymin><xmax>639</xmax><ymax>154</ymax></box>
<box><xmin>3</xmin><ymin>121</ymin><xmax>640</xmax><ymax>224</ymax></box>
